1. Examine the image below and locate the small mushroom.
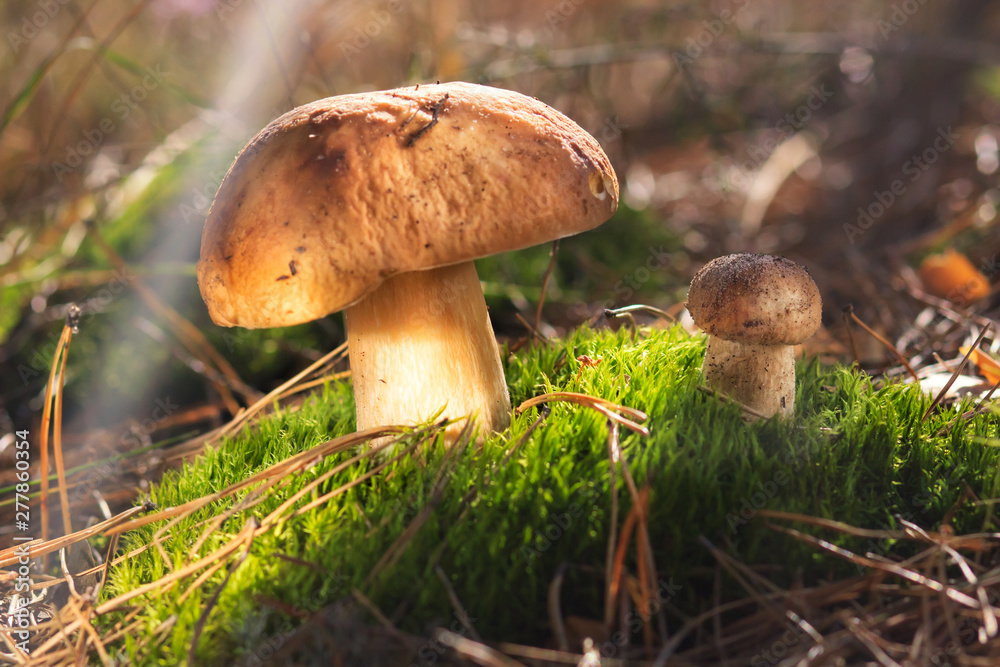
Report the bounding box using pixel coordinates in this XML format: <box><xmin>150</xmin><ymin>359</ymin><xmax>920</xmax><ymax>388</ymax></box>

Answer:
<box><xmin>197</xmin><ymin>82</ymin><xmax>618</xmax><ymax>439</ymax></box>
<box><xmin>686</xmin><ymin>253</ymin><xmax>821</xmax><ymax>418</ymax></box>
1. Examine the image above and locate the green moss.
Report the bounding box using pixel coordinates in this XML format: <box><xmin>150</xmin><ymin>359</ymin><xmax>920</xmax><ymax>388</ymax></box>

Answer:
<box><xmin>98</xmin><ymin>325</ymin><xmax>1000</xmax><ymax>665</ymax></box>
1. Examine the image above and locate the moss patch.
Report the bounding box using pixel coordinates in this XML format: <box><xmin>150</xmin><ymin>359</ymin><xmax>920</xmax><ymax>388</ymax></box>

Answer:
<box><xmin>100</xmin><ymin>325</ymin><xmax>1000</xmax><ymax>665</ymax></box>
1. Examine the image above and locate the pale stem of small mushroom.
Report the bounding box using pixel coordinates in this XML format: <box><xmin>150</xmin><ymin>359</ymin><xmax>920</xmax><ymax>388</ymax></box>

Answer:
<box><xmin>345</xmin><ymin>262</ymin><xmax>511</xmax><ymax>439</ymax></box>
<box><xmin>703</xmin><ymin>337</ymin><xmax>796</xmax><ymax>418</ymax></box>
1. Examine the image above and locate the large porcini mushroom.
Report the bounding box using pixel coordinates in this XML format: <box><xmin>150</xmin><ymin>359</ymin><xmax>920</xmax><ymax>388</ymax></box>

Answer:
<box><xmin>197</xmin><ymin>82</ymin><xmax>618</xmax><ymax>438</ymax></box>
<box><xmin>686</xmin><ymin>253</ymin><xmax>821</xmax><ymax>418</ymax></box>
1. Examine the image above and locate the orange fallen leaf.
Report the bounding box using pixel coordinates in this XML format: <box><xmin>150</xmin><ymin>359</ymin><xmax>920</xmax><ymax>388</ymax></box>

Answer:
<box><xmin>960</xmin><ymin>346</ymin><xmax>1000</xmax><ymax>385</ymax></box>
<box><xmin>919</xmin><ymin>249</ymin><xmax>991</xmax><ymax>306</ymax></box>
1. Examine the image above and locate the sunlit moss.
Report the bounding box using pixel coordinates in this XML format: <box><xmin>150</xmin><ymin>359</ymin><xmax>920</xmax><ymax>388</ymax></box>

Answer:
<box><xmin>100</xmin><ymin>325</ymin><xmax>1000</xmax><ymax>665</ymax></box>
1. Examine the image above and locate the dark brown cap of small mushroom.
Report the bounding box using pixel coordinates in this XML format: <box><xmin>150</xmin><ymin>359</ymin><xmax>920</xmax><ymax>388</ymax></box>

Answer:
<box><xmin>687</xmin><ymin>253</ymin><xmax>821</xmax><ymax>345</ymax></box>
<box><xmin>197</xmin><ymin>81</ymin><xmax>619</xmax><ymax>329</ymax></box>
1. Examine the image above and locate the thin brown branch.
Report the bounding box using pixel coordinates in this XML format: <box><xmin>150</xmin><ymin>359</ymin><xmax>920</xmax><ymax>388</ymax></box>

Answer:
<box><xmin>922</xmin><ymin>325</ymin><xmax>993</xmax><ymax>422</ymax></box>
<box><xmin>516</xmin><ymin>391</ymin><xmax>649</xmax><ymax>436</ymax></box>
<box><xmin>605</xmin><ymin>304</ymin><xmax>676</xmax><ymax>323</ymax></box>
<box><xmin>846</xmin><ymin>305</ymin><xmax>919</xmax><ymax>382</ymax></box>
<box><xmin>547</xmin><ymin>562</ymin><xmax>569</xmax><ymax>652</ymax></box>
<box><xmin>435</xmin><ymin>629</ymin><xmax>528</xmax><ymax>667</ymax></box>
<box><xmin>604</xmin><ymin>419</ymin><xmax>620</xmax><ymax>633</ymax></box>
<box><xmin>187</xmin><ymin>521</ymin><xmax>256</xmax><ymax>665</ymax></box>
<box><xmin>697</xmin><ymin>385</ymin><xmax>769</xmax><ymax>420</ymax></box>
<box><xmin>53</xmin><ymin>314</ymin><xmax>75</xmax><ymax>538</ymax></box>
<box><xmin>535</xmin><ymin>239</ymin><xmax>560</xmax><ymax>332</ymax></box>
<box><xmin>88</xmin><ymin>224</ymin><xmax>252</xmax><ymax>413</ymax></box>
<box><xmin>38</xmin><ymin>317</ymin><xmax>74</xmax><ymax>563</ymax></box>
<box><xmin>843</xmin><ymin>305</ymin><xmax>860</xmax><ymax>365</ymax></box>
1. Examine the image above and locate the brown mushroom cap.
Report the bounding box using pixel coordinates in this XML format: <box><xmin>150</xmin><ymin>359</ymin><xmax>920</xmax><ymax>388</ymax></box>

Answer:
<box><xmin>687</xmin><ymin>253</ymin><xmax>822</xmax><ymax>345</ymax></box>
<box><xmin>197</xmin><ymin>81</ymin><xmax>619</xmax><ymax>329</ymax></box>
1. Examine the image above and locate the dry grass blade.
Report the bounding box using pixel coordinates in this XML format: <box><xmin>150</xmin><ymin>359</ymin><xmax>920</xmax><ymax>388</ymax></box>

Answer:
<box><xmin>364</xmin><ymin>422</ymin><xmax>474</xmax><ymax>587</ymax></box>
<box><xmin>437</xmin><ymin>564</ymin><xmax>482</xmax><ymax>641</ymax></box>
<box><xmin>435</xmin><ymin>629</ymin><xmax>528</xmax><ymax>667</ymax></box>
<box><xmin>599</xmin><ymin>414</ymin><xmax>665</xmax><ymax>644</ymax></box>
<box><xmin>351</xmin><ymin>588</ymin><xmax>399</xmax><ymax>632</ymax></box>
<box><xmin>843</xmin><ymin>305</ymin><xmax>861</xmax><ymax>365</ymax></box>
<box><xmin>935</xmin><ymin>374</ymin><xmax>1000</xmax><ymax>436</ymax></box>
<box><xmin>68</xmin><ymin>597</ymin><xmax>111</xmax><ymax>667</ymax></box>
<box><xmin>52</xmin><ymin>309</ymin><xmax>77</xmax><ymax>540</ymax></box>
<box><xmin>970</xmin><ymin>375</ymin><xmax>1000</xmax><ymax>414</ymax></box>
<box><xmin>591</xmin><ymin>402</ymin><xmax>649</xmax><ymax>438</ymax></box>
<box><xmin>32</xmin><ymin>527</ymin><xmax>242</xmax><ymax>659</ymax></box>
<box><xmin>938</xmin><ymin>541</ymin><xmax>998</xmax><ymax>638</ymax></box>
<box><xmin>40</xmin><ymin>1</ymin><xmax>152</xmax><ymax>156</ymax></box>
<box><xmin>102</xmin><ymin>424</ymin><xmax>398</xmax><ymax>538</ymax></box>
<box><xmin>922</xmin><ymin>324</ymin><xmax>993</xmax><ymax>422</ymax></box>
<box><xmin>843</xmin><ymin>614</ymin><xmax>903</xmax><ymax>666</ymax></box>
<box><xmin>496</xmin><ymin>643</ymin><xmax>589</xmax><ymax>664</ymax></box>
<box><xmin>608</xmin><ymin>487</ymin><xmax>639</xmax><ymax>635</ymax></box>
<box><xmin>768</xmin><ymin>523</ymin><xmax>984</xmax><ymax>609</ymax></box>
<box><xmin>758</xmin><ymin>508</ymin><xmax>1000</xmax><ymax>551</ymax></box>
<box><xmin>216</xmin><ymin>341</ymin><xmax>349</xmax><ymax>442</ymax></box>
<box><xmin>756</xmin><ymin>509</ymin><xmax>911</xmax><ymax>540</ymax></box>
<box><xmin>621</xmin><ymin>485</ymin><xmax>666</xmax><ymax>644</ymax></box>
<box><xmin>535</xmin><ymin>239</ymin><xmax>560</xmax><ymax>332</ymax></box>
<box><xmin>788</xmin><ymin>608</ymin><xmax>825</xmax><ymax>645</ymax></box>
<box><xmin>184</xmin><ymin>421</ymin><xmax>404</xmax><ymax>556</ymax></box>
<box><xmin>634</xmin><ymin>541</ymin><xmax>656</xmax><ymax>655</ymax></box>
<box><xmin>604</xmin><ymin>419</ymin><xmax>620</xmax><ymax>631</ymax></box>
<box><xmin>38</xmin><ymin>316</ymin><xmax>74</xmax><ymax>557</ymax></box>
<box><xmin>287</xmin><ymin>430</ymin><xmax>432</xmax><ymax>521</ymax></box>
<box><xmin>20</xmin><ymin>420</ymin><xmax>434</xmax><ymax>651</ymax></box>
<box><xmin>516</xmin><ymin>391</ymin><xmax>649</xmax><ymax>435</ymax></box>
<box><xmin>0</xmin><ymin>627</ymin><xmax>29</xmax><ymax>662</ymax></box>
<box><xmin>514</xmin><ymin>311</ymin><xmax>552</xmax><ymax>346</ymax></box>
<box><xmin>604</xmin><ymin>303</ymin><xmax>676</xmax><ymax>323</ymax></box>
<box><xmin>181</xmin><ymin>461</ymin><xmax>300</xmax><ymax>559</ymax></box>
<box><xmin>175</xmin><ymin>557</ymin><xmax>227</xmax><ymax>606</ymax></box>
<box><xmin>260</xmin><ymin>432</ymin><xmax>410</xmax><ymax>528</ymax></box>
<box><xmin>187</xmin><ymin>520</ymin><xmax>256</xmax><ymax>664</ymax></box>
<box><xmin>652</xmin><ymin>583</ymin><xmax>859</xmax><ymax>666</ymax></box>
<box><xmin>0</xmin><ymin>502</ymin><xmax>149</xmax><ymax>568</ymax></box>
<box><xmin>698</xmin><ymin>536</ymin><xmax>788</xmax><ymax>626</ymax></box>
<box><xmin>88</xmin><ymin>225</ymin><xmax>251</xmax><ymax>413</ymax></box>
<box><xmin>82</xmin><ymin>520</ymin><xmax>258</xmax><ymax>621</ymax></box>
<box><xmin>846</xmin><ymin>305</ymin><xmax>920</xmax><ymax>382</ymax></box>
<box><xmin>696</xmin><ymin>385</ymin><xmax>769</xmax><ymax>420</ymax></box>
<box><xmin>547</xmin><ymin>562</ymin><xmax>569</xmax><ymax>652</ymax></box>
<box><xmin>274</xmin><ymin>370</ymin><xmax>352</xmax><ymax>401</ymax></box>
<box><xmin>58</xmin><ymin>546</ymin><xmax>83</xmax><ymax>605</ymax></box>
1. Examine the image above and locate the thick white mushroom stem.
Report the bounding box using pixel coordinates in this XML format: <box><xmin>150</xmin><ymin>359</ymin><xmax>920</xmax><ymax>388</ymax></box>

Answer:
<box><xmin>345</xmin><ymin>261</ymin><xmax>511</xmax><ymax>440</ymax></box>
<box><xmin>703</xmin><ymin>337</ymin><xmax>796</xmax><ymax>418</ymax></box>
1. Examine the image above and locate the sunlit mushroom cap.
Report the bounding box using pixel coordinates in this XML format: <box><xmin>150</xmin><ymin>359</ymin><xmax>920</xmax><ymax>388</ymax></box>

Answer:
<box><xmin>197</xmin><ymin>81</ymin><xmax>619</xmax><ymax>329</ymax></box>
<box><xmin>687</xmin><ymin>253</ymin><xmax>822</xmax><ymax>345</ymax></box>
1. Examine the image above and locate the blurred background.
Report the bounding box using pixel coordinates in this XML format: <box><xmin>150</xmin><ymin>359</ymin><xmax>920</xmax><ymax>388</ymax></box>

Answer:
<box><xmin>2</xmin><ymin>0</ymin><xmax>999</xmax><ymax>527</ymax></box>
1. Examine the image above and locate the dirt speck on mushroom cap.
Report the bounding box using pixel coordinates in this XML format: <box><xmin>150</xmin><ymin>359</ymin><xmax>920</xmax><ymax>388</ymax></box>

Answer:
<box><xmin>687</xmin><ymin>253</ymin><xmax>822</xmax><ymax>346</ymax></box>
